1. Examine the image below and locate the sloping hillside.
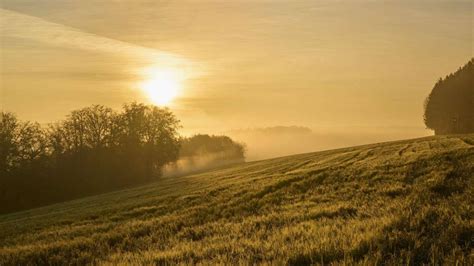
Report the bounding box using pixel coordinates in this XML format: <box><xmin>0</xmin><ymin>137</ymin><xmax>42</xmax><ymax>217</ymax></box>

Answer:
<box><xmin>0</xmin><ymin>135</ymin><xmax>473</xmax><ymax>265</ymax></box>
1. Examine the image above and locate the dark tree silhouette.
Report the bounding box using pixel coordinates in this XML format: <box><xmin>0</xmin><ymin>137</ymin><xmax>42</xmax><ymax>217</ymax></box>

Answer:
<box><xmin>0</xmin><ymin>103</ymin><xmax>182</xmax><ymax>214</ymax></box>
<box><xmin>0</xmin><ymin>112</ymin><xmax>19</xmax><ymax>175</ymax></box>
<box><xmin>424</xmin><ymin>59</ymin><xmax>474</xmax><ymax>135</ymax></box>
<box><xmin>116</xmin><ymin>103</ymin><xmax>181</xmax><ymax>179</ymax></box>
<box><xmin>0</xmin><ymin>112</ymin><xmax>47</xmax><ymax>175</ymax></box>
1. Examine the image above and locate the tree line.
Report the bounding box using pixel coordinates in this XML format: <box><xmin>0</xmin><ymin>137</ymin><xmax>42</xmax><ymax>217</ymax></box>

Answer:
<box><xmin>424</xmin><ymin>58</ymin><xmax>473</xmax><ymax>135</ymax></box>
<box><xmin>180</xmin><ymin>134</ymin><xmax>245</xmax><ymax>160</ymax></box>
<box><xmin>0</xmin><ymin>103</ymin><xmax>244</xmax><ymax>214</ymax></box>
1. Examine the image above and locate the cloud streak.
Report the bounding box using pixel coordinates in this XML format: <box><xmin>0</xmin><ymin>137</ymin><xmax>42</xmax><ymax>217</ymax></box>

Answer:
<box><xmin>0</xmin><ymin>8</ymin><xmax>193</xmax><ymax>69</ymax></box>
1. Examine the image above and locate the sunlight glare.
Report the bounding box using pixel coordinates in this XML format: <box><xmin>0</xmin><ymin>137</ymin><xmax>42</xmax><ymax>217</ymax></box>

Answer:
<box><xmin>140</xmin><ymin>68</ymin><xmax>183</xmax><ymax>106</ymax></box>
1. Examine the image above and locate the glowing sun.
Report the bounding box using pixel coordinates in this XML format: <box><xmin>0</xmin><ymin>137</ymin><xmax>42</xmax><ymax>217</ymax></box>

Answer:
<box><xmin>140</xmin><ymin>68</ymin><xmax>182</xmax><ymax>106</ymax></box>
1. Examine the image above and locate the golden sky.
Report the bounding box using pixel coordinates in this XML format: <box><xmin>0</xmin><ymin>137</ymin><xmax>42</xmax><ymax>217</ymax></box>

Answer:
<box><xmin>1</xmin><ymin>0</ymin><xmax>472</xmax><ymax>140</ymax></box>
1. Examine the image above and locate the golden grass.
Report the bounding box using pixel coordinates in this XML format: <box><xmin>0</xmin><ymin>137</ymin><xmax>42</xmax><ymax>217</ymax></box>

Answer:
<box><xmin>1</xmin><ymin>135</ymin><xmax>473</xmax><ymax>265</ymax></box>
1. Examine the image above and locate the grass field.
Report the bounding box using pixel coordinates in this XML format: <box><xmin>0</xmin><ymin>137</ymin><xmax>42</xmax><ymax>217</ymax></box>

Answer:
<box><xmin>0</xmin><ymin>135</ymin><xmax>473</xmax><ymax>265</ymax></box>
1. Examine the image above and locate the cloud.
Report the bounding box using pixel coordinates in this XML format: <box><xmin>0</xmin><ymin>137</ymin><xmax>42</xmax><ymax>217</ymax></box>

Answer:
<box><xmin>0</xmin><ymin>8</ymin><xmax>193</xmax><ymax>69</ymax></box>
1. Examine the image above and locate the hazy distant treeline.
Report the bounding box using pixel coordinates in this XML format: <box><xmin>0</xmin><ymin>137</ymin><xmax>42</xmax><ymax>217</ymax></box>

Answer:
<box><xmin>424</xmin><ymin>58</ymin><xmax>473</xmax><ymax>135</ymax></box>
<box><xmin>165</xmin><ymin>134</ymin><xmax>245</xmax><ymax>177</ymax></box>
<box><xmin>0</xmin><ymin>103</ymin><xmax>244</xmax><ymax>213</ymax></box>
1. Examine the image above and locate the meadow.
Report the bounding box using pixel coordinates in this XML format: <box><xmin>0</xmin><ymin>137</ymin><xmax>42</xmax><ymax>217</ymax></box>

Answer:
<box><xmin>0</xmin><ymin>135</ymin><xmax>473</xmax><ymax>265</ymax></box>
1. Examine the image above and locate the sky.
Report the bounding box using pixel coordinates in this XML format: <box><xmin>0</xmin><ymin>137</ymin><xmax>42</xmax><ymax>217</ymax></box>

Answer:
<box><xmin>1</xmin><ymin>0</ymin><xmax>472</xmax><ymax>156</ymax></box>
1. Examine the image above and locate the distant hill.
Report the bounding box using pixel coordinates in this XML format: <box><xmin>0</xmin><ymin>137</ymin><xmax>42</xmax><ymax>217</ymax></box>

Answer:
<box><xmin>0</xmin><ymin>135</ymin><xmax>473</xmax><ymax>265</ymax></box>
<box><xmin>424</xmin><ymin>58</ymin><xmax>474</xmax><ymax>134</ymax></box>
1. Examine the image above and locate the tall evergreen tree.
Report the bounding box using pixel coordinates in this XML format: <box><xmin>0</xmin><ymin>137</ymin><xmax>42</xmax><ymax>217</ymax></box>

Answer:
<box><xmin>424</xmin><ymin>59</ymin><xmax>473</xmax><ymax>134</ymax></box>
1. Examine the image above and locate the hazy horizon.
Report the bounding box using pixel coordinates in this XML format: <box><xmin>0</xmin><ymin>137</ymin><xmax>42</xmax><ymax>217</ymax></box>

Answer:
<box><xmin>1</xmin><ymin>0</ymin><xmax>472</xmax><ymax>154</ymax></box>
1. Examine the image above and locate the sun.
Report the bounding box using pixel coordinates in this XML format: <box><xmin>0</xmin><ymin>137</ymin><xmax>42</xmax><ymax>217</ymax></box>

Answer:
<box><xmin>140</xmin><ymin>68</ymin><xmax>182</xmax><ymax>106</ymax></box>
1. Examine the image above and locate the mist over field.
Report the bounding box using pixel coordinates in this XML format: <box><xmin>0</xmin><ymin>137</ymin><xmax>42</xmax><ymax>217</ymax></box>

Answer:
<box><xmin>162</xmin><ymin>151</ymin><xmax>243</xmax><ymax>177</ymax></box>
<box><xmin>227</xmin><ymin>126</ymin><xmax>431</xmax><ymax>161</ymax></box>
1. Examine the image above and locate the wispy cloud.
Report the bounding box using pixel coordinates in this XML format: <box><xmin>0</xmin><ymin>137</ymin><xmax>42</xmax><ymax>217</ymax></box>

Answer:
<box><xmin>0</xmin><ymin>8</ymin><xmax>193</xmax><ymax>69</ymax></box>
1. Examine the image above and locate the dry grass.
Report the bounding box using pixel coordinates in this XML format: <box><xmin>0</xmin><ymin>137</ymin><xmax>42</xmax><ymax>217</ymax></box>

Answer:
<box><xmin>1</xmin><ymin>135</ymin><xmax>473</xmax><ymax>265</ymax></box>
